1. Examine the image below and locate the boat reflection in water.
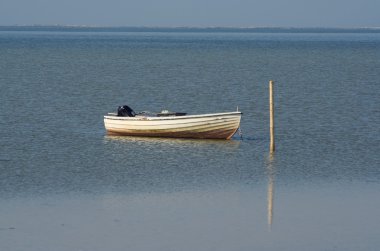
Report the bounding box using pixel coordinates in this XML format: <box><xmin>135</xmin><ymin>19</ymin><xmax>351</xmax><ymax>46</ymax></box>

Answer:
<box><xmin>103</xmin><ymin>135</ymin><xmax>241</xmax><ymax>150</ymax></box>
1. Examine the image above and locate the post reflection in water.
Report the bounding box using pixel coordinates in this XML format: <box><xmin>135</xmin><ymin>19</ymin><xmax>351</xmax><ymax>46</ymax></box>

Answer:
<box><xmin>267</xmin><ymin>152</ymin><xmax>275</xmax><ymax>231</ymax></box>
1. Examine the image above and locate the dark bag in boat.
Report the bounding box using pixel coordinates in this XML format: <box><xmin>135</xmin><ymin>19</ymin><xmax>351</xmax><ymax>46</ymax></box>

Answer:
<box><xmin>117</xmin><ymin>105</ymin><xmax>136</xmax><ymax>117</ymax></box>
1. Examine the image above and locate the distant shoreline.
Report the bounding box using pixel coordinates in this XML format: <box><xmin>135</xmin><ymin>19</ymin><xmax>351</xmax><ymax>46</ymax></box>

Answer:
<box><xmin>1</xmin><ymin>25</ymin><xmax>380</xmax><ymax>33</ymax></box>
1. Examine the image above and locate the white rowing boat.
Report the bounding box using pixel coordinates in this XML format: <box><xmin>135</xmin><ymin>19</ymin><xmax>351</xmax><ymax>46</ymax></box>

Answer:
<box><xmin>104</xmin><ymin>108</ymin><xmax>242</xmax><ymax>139</ymax></box>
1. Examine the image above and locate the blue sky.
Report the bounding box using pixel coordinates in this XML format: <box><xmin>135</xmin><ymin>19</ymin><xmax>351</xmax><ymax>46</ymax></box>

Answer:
<box><xmin>1</xmin><ymin>0</ymin><xmax>379</xmax><ymax>27</ymax></box>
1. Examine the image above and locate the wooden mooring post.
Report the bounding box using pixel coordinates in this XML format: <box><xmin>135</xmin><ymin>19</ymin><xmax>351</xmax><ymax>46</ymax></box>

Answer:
<box><xmin>269</xmin><ymin>80</ymin><xmax>275</xmax><ymax>152</ymax></box>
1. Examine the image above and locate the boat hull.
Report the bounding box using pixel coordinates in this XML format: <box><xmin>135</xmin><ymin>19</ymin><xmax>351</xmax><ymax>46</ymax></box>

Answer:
<box><xmin>104</xmin><ymin>112</ymin><xmax>242</xmax><ymax>139</ymax></box>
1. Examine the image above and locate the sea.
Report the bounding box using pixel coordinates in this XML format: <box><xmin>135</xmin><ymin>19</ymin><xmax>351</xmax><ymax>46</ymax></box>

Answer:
<box><xmin>0</xmin><ymin>27</ymin><xmax>379</xmax><ymax>251</ymax></box>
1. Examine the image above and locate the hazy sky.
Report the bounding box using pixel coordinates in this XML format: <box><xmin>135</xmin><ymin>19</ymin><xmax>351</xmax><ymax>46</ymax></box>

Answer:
<box><xmin>1</xmin><ymin>0</ymin><xmax>379</xmax><ymax>27</ymax></box>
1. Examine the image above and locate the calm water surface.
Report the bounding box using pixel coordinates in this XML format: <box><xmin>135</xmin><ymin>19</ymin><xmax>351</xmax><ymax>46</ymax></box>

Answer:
<box><xmin>0</xmin><ymin>30</ymin><xmax>380</xmax><ymax>251</ymax></box>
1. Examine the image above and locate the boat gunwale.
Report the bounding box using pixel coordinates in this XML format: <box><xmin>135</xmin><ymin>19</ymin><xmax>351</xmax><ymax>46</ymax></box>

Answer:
<box><xmin>104</xmin><ymin>111</ymin><xmax>242</xmax><ymax>121</ymax></box>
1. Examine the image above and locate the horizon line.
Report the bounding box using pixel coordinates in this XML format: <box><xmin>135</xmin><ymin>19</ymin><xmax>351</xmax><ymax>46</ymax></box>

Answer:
<box><xmin>1</xmin><ymin>25</ymin><xmax>380</xmax><ymax>33</ymax></box>
<box><xmin>1</xmin><ymin>24</ymin><xmax>380</xmax><ymax>29</ymax></box>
